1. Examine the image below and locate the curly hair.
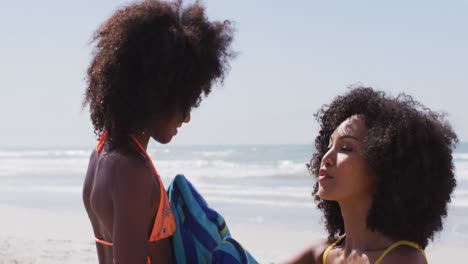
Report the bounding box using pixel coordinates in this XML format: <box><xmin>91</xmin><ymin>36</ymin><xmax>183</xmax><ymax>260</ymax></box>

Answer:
<box><xmin>310</xmin><ymin>86</ymin><xmax>458</xmax><ymax>248</ymax></box>
<box><xmin>83</xmin><ymin>0</ymin><xmax>234</xmax><ymax>147</ymax></box>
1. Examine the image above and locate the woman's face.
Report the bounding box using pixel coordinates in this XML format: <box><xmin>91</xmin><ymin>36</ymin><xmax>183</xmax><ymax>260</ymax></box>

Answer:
<box><xmin>317</xmin><ymin>115</ymin><xmax>375</xmax><ymax>202</ymax></box>
<box><xmin>149</xmin><ymin>111</ymin><xmax>191</xmax><ymax>144</ymax></box>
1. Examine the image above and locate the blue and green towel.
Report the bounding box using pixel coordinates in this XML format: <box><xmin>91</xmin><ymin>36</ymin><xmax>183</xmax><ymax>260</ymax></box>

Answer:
<box><xmin>167</xmin><ymin>174</ymin><xmax>258</xmax><ymax>264</ymax></box>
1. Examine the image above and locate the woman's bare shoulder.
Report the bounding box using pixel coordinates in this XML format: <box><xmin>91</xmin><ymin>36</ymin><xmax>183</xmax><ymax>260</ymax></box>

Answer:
<box><xmin>380</xmin><ymin>246</ymin><xmax>427</xmax><ymax>264</ymax></box>
<box><xmin>94</xmin><ymin>149</ymin><xmax>155</xmax><ymax>197</ymax></box>
<box><xmin>101</xmin><ymin>149</ymin><xmax>152</xmax><ymax>176</ymax></box>
<box><xmin>281</xmin><ymin>238</ymin><xmax>330</xmax><ymax>264</ymax></box>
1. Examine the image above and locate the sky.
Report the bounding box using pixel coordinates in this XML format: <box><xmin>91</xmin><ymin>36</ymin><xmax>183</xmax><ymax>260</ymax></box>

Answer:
<box><xmin>0</xmin><ymin>0</ymin><xmax>467</xmax><ymax>148</ymax></box>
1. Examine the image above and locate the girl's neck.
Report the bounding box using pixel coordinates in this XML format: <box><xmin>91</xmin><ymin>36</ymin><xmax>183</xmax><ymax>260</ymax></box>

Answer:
<box><xmin>338</xmin><ymin>198</ymin><xmax>393</xmax><ymax>254</ymax></box>
<box><xmin>132</xmin><ymin>132</ymin><xmax>151</xmax><ymax>150</ymax></box>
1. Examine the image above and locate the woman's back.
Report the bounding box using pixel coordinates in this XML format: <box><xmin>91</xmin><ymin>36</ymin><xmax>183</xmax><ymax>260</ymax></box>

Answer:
<box><xmin>83</xmin><ymin>144</ymin><xmax>172</xmax><ymax>263</ymax></box>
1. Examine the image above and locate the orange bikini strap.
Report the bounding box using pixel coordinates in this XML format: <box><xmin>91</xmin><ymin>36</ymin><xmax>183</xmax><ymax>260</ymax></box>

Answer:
<box><xmin>95</xmin><ymin>132</ymin><xmax>160</xmax><ymax>178</ymax></box>
<box><xmin>95</xmin><ymin>237</ymin><xmax>113</xmax><ymax>246</ymax></box>
<box><xmin>96</xmin><ymin>132</ymin><xmax>108</xmax><ymax>153</ymax></box>
<box><xmin>129</xmin><ymin>135</ymin><xmax>160</xmax><ymax>176</ymax></box>
<box><xmin>95</xmin><ymin>238</ymin><xmax>151</xmax><ymax>263</ymax></box>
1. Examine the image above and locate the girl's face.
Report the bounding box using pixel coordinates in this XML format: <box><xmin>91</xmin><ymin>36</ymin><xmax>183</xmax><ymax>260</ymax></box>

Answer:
<box><xmin>149</xmin><ymin>111</ymin><xmax>191</xmax><ymax>144</ymax></box>
<box><xmin>317</xmin><ymin>115</ymin><xmax>375</xmax><ymax>202</ymax></box>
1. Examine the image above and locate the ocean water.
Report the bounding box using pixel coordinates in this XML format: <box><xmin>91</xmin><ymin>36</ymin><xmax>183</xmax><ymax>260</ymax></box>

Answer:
<box><xmin>0</xmin><ymin>143</ymin><xmax>467</xmax><ymax>245</ymax></box>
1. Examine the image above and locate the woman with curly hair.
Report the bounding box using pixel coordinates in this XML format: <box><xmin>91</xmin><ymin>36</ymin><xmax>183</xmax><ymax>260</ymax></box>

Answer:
<box><xmin>81</xmin><ymin>0</ymin><xmax>234</xmax><ymax>263</ymax></box>
<box><xmin>285</xmin><ymin>87</ymin><xmax>457</xmax><ymax>264</ymax></box>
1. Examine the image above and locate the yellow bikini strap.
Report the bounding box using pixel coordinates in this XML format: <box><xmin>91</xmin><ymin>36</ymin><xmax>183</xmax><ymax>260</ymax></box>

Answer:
<box><xmin>375</xmin><ymin>240</ymin><xmax>428</xmax><ymax>264</ymax></box>
<box><xmin>322</xmin><ymin>236</ymin><xmax>345</xmax><ymax>264</ymax></box>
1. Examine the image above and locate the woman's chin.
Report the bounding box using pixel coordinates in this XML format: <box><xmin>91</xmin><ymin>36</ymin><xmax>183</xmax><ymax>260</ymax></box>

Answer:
<box><xmin>317</xmin><ymin>188</ymin><xmax>334</xmax><ymax>201</ymax></box>
<box><xmin>154</xmin><ymin>135</ymin><xmax>174</xmax><ymax>144</ymax></box>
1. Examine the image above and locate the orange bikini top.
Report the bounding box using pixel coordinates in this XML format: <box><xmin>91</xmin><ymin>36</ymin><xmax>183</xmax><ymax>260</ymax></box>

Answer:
<box><xmin>95</xmin><ymin>132</ymin><xmax>176</xmax><ymax>246</ymax></box>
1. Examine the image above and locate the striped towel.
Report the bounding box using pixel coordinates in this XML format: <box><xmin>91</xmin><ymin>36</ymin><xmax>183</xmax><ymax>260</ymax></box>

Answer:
<box><xmin>167</xmin><ymin>174</ymin><xmax>258</xmax><ymax>264</ymax></box>
<box><xmin>212</xmin><ymin>237</ymin><xmax>258</xmax><ymax>264</ymax></box>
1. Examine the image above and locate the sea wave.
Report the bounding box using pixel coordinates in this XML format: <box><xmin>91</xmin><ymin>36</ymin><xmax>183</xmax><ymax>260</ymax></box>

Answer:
<box><xmin>192</xmin><ymin>150</ymin><xmax>237</xmax><ymax>157</ymax></box>
<box><xmin>1</xmin><ymin>154</ymin><xmax>467</xmax><ymax>181</ymax></box>
<box><xmin>0</xmin><ymin>158</ymin><xmax>88</xmax><ymax>177</ymax></box>
<box><xmin>203</xmin><ymin>195</ymin><xmax>315</xmax><ymax>208</ymax></box>
<box><xmin>155</xmin><ymin>159</ymin><xmax>308</xmax><ymax>179</ymax></box>
<box><xmin>0</xmin><ymin>150</ymin><xmax>90</xmax><ymax>159</ymax></box>
<box><xmin>451</xmin><ymin>199</ymin><xmax>468</xmax><ymax>209</ymax></box>
<box><xmin>194</xmin><ymin>184</ymin><xmax>313</xmax><ymax>200</ymax></box>
<box><xmin>454</xmin><ymin>153</ymin><xmax>468</xmax><ymax>162</ymax></box>
<box><xmin>0</xmin><ymin>185</ymin><xmax>81</xmax><ymax>193</ymax></box>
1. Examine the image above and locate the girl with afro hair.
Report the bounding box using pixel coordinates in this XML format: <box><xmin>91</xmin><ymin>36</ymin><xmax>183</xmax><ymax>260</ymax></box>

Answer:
<box><xmin>82</xmin><ymin>1</ymin><xmax>234</xmax><ymax>263</ymax></box>
<box><xmin>286</xmin><ymin>87</ymin><xmax>457</xmax><ymax>264</ymax></box>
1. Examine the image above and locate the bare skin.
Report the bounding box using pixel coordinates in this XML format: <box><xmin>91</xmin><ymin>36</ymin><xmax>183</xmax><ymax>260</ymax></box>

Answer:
<box><xmin>283</xmin><ymin>115</ymin><xmax>426</xmax><ymax>264</ymax></box>
<box><xmin>83</xmin><ymin>113</ymin><xmax>190</xmax><ymax>263</ymax></box>
<box><xmin>284</xmin><ymin>239</ymin><xmax>425</xmax><ymax>264</ymax></box>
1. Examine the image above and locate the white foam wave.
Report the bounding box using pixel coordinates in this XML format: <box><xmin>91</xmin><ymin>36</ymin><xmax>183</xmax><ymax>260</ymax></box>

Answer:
<box><xmin>0</xmin><ymin>155</ymin><xmax>309</xmax><ymax>178</ymax></box>
<box><xmin>453</xmin><ymin>189</ymin><xmax>468</xmax><ymax>198</ymax></box>
<box><xmin>0</xmin><ymin>158</ymin><xmax>88</xmax><ymax>176</ymax></box>
<box><xmin>0</xmin><ymin>150</ymin><xmax>90</xmax><ymax>159</ymax></box>
<box><xmin>196</xmin><ymin>185</ymin><xmax>312</xmax><ymax>200</ymax></box>
<box><xmin>455</xmin><ymin>162</ymin><xmax>468</xmax><ymax>181</ymax></box>
<box><xmin>0</xmin><ymin>185</ymin><xmax>81</xmax><ymax>193</ymax></box>
<box><xmin>451</xmin><ymin>199</ymin><xmax>468</xmax><ymax>209</ymax></box>
<box><xmin>454</xmin><ymin>153</ymin><xmax>468</xmax><ymax>161</ymax></box>
<box><xmin>192</xmin><ymin>150</ymin><xmax>236</xmax><ymax>157</ymax></box>
<box><xmin>203</xmin><ymin>195</ymin><xmax>314</xmax><ymax>208</ymax></box>
<box><xmin>155</xmin><ymin>159</ymin><xmax>308</xmax><ymax>178</ymax></box>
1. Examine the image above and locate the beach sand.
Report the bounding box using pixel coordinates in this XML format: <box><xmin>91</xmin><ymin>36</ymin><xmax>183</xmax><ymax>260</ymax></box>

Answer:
<box><xmin>0</xmin><ymin>204</ymin><xmax>466</xmax><ymax>263</ymax></box>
